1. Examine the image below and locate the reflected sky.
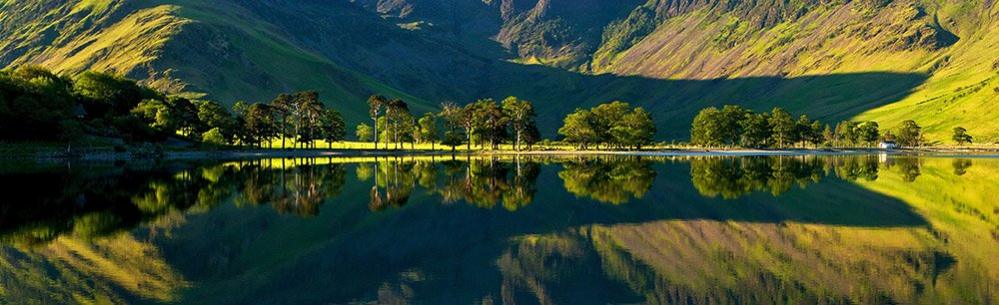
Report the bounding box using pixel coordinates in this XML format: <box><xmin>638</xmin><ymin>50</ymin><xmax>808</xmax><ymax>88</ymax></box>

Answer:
<box><xmin>0</xmin><ymin>154</ymin><xmax>996</xmax><ymax>304</ymax></box>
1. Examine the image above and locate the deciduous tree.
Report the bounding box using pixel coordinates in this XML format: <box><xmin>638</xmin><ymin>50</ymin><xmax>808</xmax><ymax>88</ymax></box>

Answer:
<box><xmin>501</xmin><ymin>96</ymin><xmax>536</xmax><ymax>151</ymax></box>
<box><xmin>558</xmin><ymin>109</ymin><xmax>600</xmax><ymax>149</ymax></box>
<box><xmin>952</xmin><ymin>127</ymin><xmax>973</xmax><ymax>146</ymax></box>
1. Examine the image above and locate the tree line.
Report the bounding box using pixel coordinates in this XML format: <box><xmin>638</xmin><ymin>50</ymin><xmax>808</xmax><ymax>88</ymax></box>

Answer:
<box><xmin>691</xmin><ymin>105</ymin><xmax>976</xmax><ymax>148</ymax></box>
<box><xmin>557</xmin><ymin>101</ymin><xmax>656</xmax><ymax>150</ymax></box>
<box><xmin>2</xmin><ymin>66</ymin><xmax>657</xmax><ymax>151</ymax></box>
<box><xmin>4</xmin><ymin>65</ymin><xmax>978</xmax><ymax>150</ymax></box>
<box><xmin>358</xmin><ymin>96</ymin><xmax>543</xmax><ymax>151</ymax></box>
<box><xmin>691</xmin><ymin>105</ymin><xmax>833</xmax><ymax>148</ymax></box>
<box><xmin>0</xmin><ymin>66</ymin><xmax>347</xmax><ymax>148</ymax></box>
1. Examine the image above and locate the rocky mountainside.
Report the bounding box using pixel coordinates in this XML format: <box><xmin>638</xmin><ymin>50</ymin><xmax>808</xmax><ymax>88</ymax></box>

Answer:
<box><xmin>2</xmin><ymin>0</ymin><xmax>997</xmax><ymax>141</ymax></box>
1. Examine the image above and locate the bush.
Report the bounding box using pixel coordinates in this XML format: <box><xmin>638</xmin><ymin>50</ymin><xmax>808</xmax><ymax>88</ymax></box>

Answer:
<box><xmin>202</xmin><ymin>127</ymin><xmax>227</xmax><ymax>146</ymax></box>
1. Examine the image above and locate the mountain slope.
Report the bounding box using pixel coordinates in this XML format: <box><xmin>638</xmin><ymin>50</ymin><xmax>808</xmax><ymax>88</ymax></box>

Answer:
<box><xmin>0</xmin><ymin>0</ymin><xmax>455</xmax><ymax>123</ymax></box>
<box><xmin>367</xmin><ymin>0</ymin><xmax>997</xmax><ymax>141</ymax></box>
<box><xmin>1</xmin><ymin>0</ymin><xmax>996</xmax><ymax>141</ymax></box>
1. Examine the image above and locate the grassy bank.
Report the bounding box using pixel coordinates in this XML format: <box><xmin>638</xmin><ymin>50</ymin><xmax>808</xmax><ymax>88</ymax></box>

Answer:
<box><xmin>7</xmin><ymin>139</ymin><xmax>999</xmax><ymax>162</ymax></box>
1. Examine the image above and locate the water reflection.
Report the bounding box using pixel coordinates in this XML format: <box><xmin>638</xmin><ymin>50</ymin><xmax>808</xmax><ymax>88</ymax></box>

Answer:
<box><xmin>1</xmin><ymin>154</ymin><xmax>997</xmax><ymax>304</ymax></box>
<box><xmin>560</xmin><ymin>157</ymin><xmax>656</xmax><ymax>204</ymax></box>
<box><xmin>0</xmin><ymin>155</ymin><xmax>931</xmax><ymax>247</ymax></box>
<box><xmin>690</xmin><ymin>156</ymin><xmax>825</xmax><ymax>199</ymax></box>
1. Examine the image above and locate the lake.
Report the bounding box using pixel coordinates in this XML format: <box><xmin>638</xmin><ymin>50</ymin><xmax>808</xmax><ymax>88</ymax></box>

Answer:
<box><xmin>1</xmin><ymin>154</ymin><xmax>997</xmax><ymax>304</ymax></box>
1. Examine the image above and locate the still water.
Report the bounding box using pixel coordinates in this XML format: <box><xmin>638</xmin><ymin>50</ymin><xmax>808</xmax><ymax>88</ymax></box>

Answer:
<box><xmin>1</xmin><ymin>154</ymin><xmax>997</xmax><ymax>304</ymax></box>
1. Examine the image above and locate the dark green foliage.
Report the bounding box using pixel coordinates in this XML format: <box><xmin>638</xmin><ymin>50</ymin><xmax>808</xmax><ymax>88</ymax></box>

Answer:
<box><xmin>385</xmin><ymin>98</ymin><xmax>413</xmax><ymax>149</ymax></box>
<box><xmin>856</xmin><ymin>122</ymin><xmax>880</xmax><ymax>146</ymax></box>
<box><xmin>896</xmin><ymin>120</ymin><xmax>922</xmax><ymax>147</ymax></box>
<box><xmin>501</xmin><ymin>96</ymin><xmax>537</xmax><ymax>151</ymax></box>
<box><xmin>0</xmin><ymin>67</ymin><xmax>76</xmax><ymax>140</ymax></box>
<box><xmin>438</xmin><ymin>102</ymin><xmax>465</xmax><ymax>151</ymax></box>
<box><xmin>739</xmin><ymin>113</ymin><xmax>771</xmax><ymax>148</ymax></box>
<box><xmin>416</xmin><ymin>113</ymin><xmax>438</xmax><ymax>149</ymax></box>
<box><xmin>320</xmin><ymin>109</ymin><xmax>347</xmax><ymax>148</ymax></box>
<box><xmin>691</xmin><ymin>157</ymin><xmax>828</xmax><ymax>199</ymax></box>
<box><xmin>692</xmin><ymin>106</ymin><xmax>829</xmax><ymax>148</ymax></box>
<box><xmin>559</xmin><ymin>109</ymin><xmax>601</xmax><ymax>149</ymax></box>
<box><xmin>769</xmin><ymin>108</ymin><xmax>796</xmax><ymax>148</ymax></box>
<box><xmin>463</xmin><ymin>99</ymin><xmax>507</xmax><ymax>150</ymax></box>
<box><xmin>691</xmin><ymin>107</ymin><xmax>724</xmax><ymax>147</ymax></box>
<box><xmin>0</xmin><ymin>66</ymin><xmax>163</xmax><ymax>142</ymax></box>
<box><xmin>73</xmin><ymin>71</ymin><xmax>159</xmax><ymax>118</ymax></box>
<box><xmin>952</xmin><ymin>127</ymin><xmax>972</xmax><ymax>145</ymax></box>
<box><xmin>245</xmin><ymin>103</ymin><xmax>276</xmax><ymax>147</ymax></box>
<box><xmin>560</xmin><ymin>101</ymin><xmax>656</xmax><ymax>149</ymax></box>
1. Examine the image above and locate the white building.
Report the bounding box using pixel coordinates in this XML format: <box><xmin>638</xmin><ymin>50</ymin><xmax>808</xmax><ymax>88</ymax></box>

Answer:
<box><xmin>879</xmin><ymin>140</ymin><xmax>898</xmax><ymax>150</ymax></box>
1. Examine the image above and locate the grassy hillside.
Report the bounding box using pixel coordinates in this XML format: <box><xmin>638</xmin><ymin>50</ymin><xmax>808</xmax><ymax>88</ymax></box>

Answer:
<box><xmin>0</xmin><ymin>0</ymin><xmax>441</xmax><ymax>125</ymax></box>
<box><xmin>587</xmin><ymin>0</ymin><xmax>999</xmax><ymax>142</ymax></box>
<box><xmin>2</xmin><ymin>0</ymin><xmax>996</xmax><ymax>141</ymax></box>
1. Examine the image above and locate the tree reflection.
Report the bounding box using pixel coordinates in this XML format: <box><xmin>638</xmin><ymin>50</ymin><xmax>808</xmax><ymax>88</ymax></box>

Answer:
<box><xmin>0</xmin><ymin>159</ymin><xmax>348</xmax><ymax>247</ymax></box>
<box><xmin>558</xmin><ymin>157</ymin><xmax>656</xmax><ymax>204</ymax></box>
<box><xmin>830</xmin><ymin>155</ymin><xmax>881</xmax><ymax>181</ymax></box>
<box><xmin>368</xmin><ymin>157</ymin><xmax>541</xmax><ymax>211</ymax></box>
<box><xmin>2</xmin><ymin>154</ymin><xmax>938</xmax><ymax>247</ymax></box>
<box><xmin>952</xmin><ymin>159</ymin><xmax>972</xmax><ymax>176</ymax></box>
<box><xmin>690</xmin><ymin>156</ymin><xmax>884</xmax><ymax>199</ymax></box>
<box><xmin>884</xmin><ymin>157</ymin><xmax>922</xmax><ymax>182</ymax></box>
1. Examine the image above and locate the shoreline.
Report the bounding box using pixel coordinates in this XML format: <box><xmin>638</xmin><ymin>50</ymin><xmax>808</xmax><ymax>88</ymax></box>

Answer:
<box><xmin>7</xmin><ymin>146</ymin><xmax>999</xmax><ymax>162</ymax></box>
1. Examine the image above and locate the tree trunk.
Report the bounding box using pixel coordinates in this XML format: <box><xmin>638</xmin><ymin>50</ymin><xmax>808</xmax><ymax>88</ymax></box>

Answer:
<box><xmin>516</xmin><ymin>129</ymin><xmax>522</xmax><ymax>151</ymax></box>
<box><xmin>373</xmin><ymin>118</ymin><xmax>379</xmax><ymax>150</ymax></box>
<box><xmin>280</xmin><ymin>118</ymin><xmax>286</xmax><ymax>150</ymax></box>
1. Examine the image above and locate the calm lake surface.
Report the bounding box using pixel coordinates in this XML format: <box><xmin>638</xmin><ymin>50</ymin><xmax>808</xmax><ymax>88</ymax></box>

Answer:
<box><xmin>1</xmin><ymin>154</ymin><xmax>997</xmax><ymax>305</ymax></box>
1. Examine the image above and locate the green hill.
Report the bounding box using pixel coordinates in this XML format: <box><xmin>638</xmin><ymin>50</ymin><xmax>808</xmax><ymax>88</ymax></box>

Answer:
<box><xmin>2</xmin><ymin>0</ymin><xmax>996</xmax><ymax>141</ymax></box>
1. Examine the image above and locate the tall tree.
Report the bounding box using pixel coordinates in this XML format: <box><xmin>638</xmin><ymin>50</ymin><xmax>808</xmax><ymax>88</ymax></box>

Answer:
<box><xmin>167</xmin><ymin>96</ymin><xmax>199</xmax><ymax>137</ymax></box>
<box><xmin>231</xmin><ymin>101</ymin><xmax>251</xmax><ymax>146</ymax></box>
<box><xmin>293</xmin><ymin>91</ymin><xmax>323</xmax><ymax>149</ymax></box>
<box><xmin>558</xmin><ymin>108</ymin><xmax>600</xmax><ymax>149</ymax></box>
<box><xmin>794</xmin><ymin>115</ymin><xmax>811</xmax><ymax>148</ymax></box>
<box><xmin>386</xmin><ymin>99</ymin><xmax>410</xmax><ymax>149</ymax></box>
<box><xmin>461</xmin><ymin>103</ymin><xmax>478</xmax><ymax>150</ymax></box>
<box><xmin>396</xmin><ymin>111</ymin><xmax>417</xmax><ymax>149</ymax></box>
<box><xmin>768</xmin><ymin>108</ymin><xmax>795</xmax><ymax>149</ymax></box>
<box><xmin>591</xmin><ymin>101</ymin><xmax>632</xmax><ymax>147</ymax></box>
<box><xmin>691</xmin><ymin>107</ymin><xmax>724</xmax><ymax>147</ymax></box>
<box><xmin>319</xmin><ymin>108</ymin><xmax>346</xmax><ymax>149</ymax></box>
<box><xmin>610</xmin><ymin>107</ymin><xmax>656</xmax><ymax>149</ymax></box>
<box><xmin>501</xmin><ymin>96</ymin><xmax>536</xmax><ymax>151</ymax></box>
<box><xmin>472</xmin><ymin>99</ymin><xmax>507</xmax><ymax>150</ymax></box>
<box><xmin>719</xmin><ymin>105</ymin><xmax>749</xmax><ymax>146</ymax></box>
<box><xmin>439</xmin><ymin>102</ymin><xmax>465</xmax><ymax>152</ymax></box>
<box><xmin>270</xmin><ymin>94</ymin><xmax>294</xmax><ymax>149</ymax></box>
<box><xmin>245</xmin><ymin>103</ymin><xmax>275</xmax><ymax>148</ymax></box>
<box><xmin>896</xmin><ymin>120</ymin><xmax>922</xmax><ymax>147</ymax></box>
<box><xmin>857</xmin><ymin>121</ymin><xmax>880</xmax><ymax>146</ymax></box>
<box><xmin>417</xmin><ymin>112</ymin><xmax>439</xmax><ymax>150</ymax></box>
<box><xmin>368</xmin><ymin>95</ymin><xmax>387</xmax><ymax>150</ymax></box>
<box><xmin>808</xmin><ymin>121</ymin><xmax>824</xmax><ymax>147</ymax></box>
<box><xmin>739</xmin><ymin>112</ymin><xmax>771</xmax><ymax>148</ymax></box>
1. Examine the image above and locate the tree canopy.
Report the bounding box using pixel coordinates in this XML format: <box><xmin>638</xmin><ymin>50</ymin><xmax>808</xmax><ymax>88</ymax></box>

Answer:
<box><xmin>559</xmin><ymin>101</ymin><xmax>655</xmax><ymax>149</ymax></box>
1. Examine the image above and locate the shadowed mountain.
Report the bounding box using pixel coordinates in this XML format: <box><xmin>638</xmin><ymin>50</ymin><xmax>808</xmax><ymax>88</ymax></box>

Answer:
<box><xmin>2</xmin><ymin>0</ymin><xmax>978</xmax><ymax>141</ymax></box>
<box><xmin>483</xmin><ymin>66</ymin><xmax>929</xmax><ymax>138</ymax></box>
